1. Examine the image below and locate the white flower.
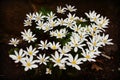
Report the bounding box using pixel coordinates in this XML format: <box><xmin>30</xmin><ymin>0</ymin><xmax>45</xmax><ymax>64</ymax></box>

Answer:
<box><xmin>88</xmin><ymin>45</ymin><xmax>101</xmax><ymax>56</ymax></box>
<box><xmin>57</xmin><ymin>18</ymin><xmax>66</xmax><ymax>26</ymax></box>
<box><xmin>71</xmin><ymin>24</ymin><xmax>81</xmax><ymax>32</ymax></box>
<box><xmin>24</xmin><ymin>45</ymin><xmax>39</xmax><ymax>56</ymax></box>
<box><xmin>85</xmin><ymin>11</ymin><xmax>100</xmax><ymax>22</ymax></box>
<box><xmin>64</xmin><ymin>43</ymin><xmax>72</xmax><ymax>52</ymax></box>
<box><xmin>84</xmin><ymin>25</ymin><xmax>91</xmax><ymax>34</ymax></box>
<box><xmin>69</xmin><ymin>34</ymin><xmax>85</xmax><ymax>52</ymax></box>
<box><xmin>57</xmin><ymin>6</ymin><xmax>66</xmax><ymax>14</ymax></box>
<box><xmin>78</xmin><ymin>17</ymin><xmax>87</xmax><ymax>22</ymax></box>
<box><xmin>67</xmin><ymin>54</ymin><xmax>82</xmax><ymax>70</ymax></box>
<box><xmin>90</xmin><ymin>24</ymin><xmax>101</xmax><ymax>33</ymax></box>
<box><xmin>67</xmin><ymin>13</ymin><xmax>79</xmax><ymax>21</ymax></box>
<box><xmin>96</xmin><ymin>16</ymin><xmax>109</xmax><ymax>31</ymax></box>
<box><xmin>26</xmin><ymin>13</ymin><xmax>35</xmax><ymax>20</ymax></box>
<box><xmin>59</xmin><ymin>64</ymin><xmax>66</xmax><ymax>70</ymax></box>
<box><xmin>21</xmin><ymin>29</ymin><xmax>37</xmax><ymax>43</ymax></box>
<box><xmin>81</xmin><ymin>49</ymin><xmax>96</xmax><ymax>62</ymax></box>
<box><xmin>33</xmin><ymin>12</ymin><xmax>45</xmax><ymax>22</ymax></box>
<box><xmin>101</xmin><ymin>34</ymin><xmax>113</xmax><ymax>46</ymax></box>
<box><xmin>22</xmin><ymin>56</ymin><xmax>38</xmax><ymax>71</ymax></box>
<box><xmin>58</xmin><ymin>46</ymin><xmax>70</xmax><ymax>55</ymax></box>
<box><xmin>36</xmin><ymin>21</ymin><xmax>44</xmax><ymax>30</ymax></box>
<box><xmin>88</xmin><ymin>28</ymin><xmax>97</xmax><ymax>37</ymax></box>
<box><xmin>38</xmin><ymin>40</ymin><xmax>49</xmax><ymax>50</ymax></box>
<box><xmin>51</xmin><ymin>51</ymin><xmax>67</xmax><ymax>67</ymax></box>
<box><xmin>49</xmin><ymin>20</ymin><xmax>58</xmax><ymax>29</ymax></box>
<box><xmin>54</xmin><ymin>28</ymin><xmax>67</xmax><ymax>39</ymax></box>
<box><xmin>42</xmin><ymin>23</ymin><xmax>52</xmax><ymax>32</ymax></box>
<box><xmin>46</xmin><ymin>68</ymin><xmax>52</xmax><ymax>74</ymax></box>
<box><xmin>46</xmin><ymin>12</ymin><xmax>57</xmax><ymax>21</ymax></box>
<box><xmin>66</xmin><ymin>4</ymin><xmax>77</xmax><ymax>12</ymax></box>
<box><xmin>49</xmin><ymin>42</ymin><xmax>61</xmax><ymax>50</ymax></box>
<box><xmin>64</xmin><ymin>20</ymin><xmax>76</xmax><ymax>28</ymax></box>
<box><xmin>78</xmin><ymin>30</ymin><xmax>88</xmax><ymax>41</ymax></box>
<box><xmin>36</xmin><ymin>54</ymin><xmax>49</xmax><ymax>65</ymax></box>
<box><xmin>87</xmin><ymin>35</ymin><xmax>102</xmax><ymax>47</ymax></box>
<box><xmin>24</xmin><ymin>19</ymin><xmax>32</xmax><ymax>27</ymax></box>
<box><xmin>9</xmin><ymin>49</ymin><xmax>25</xmax><ymax>63</ymax></box>
<box><xmin>9</xmin><ymin>38</ymin><xmax>19</xmax><ymax>47</ymax></box>
<box><xmin>50</xmin><ymin>31</ymin><xmax>56</xmax><ymax>37</ymax></box>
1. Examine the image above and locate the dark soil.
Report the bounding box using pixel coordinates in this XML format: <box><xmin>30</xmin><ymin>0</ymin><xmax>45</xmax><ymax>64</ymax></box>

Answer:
<box><xmin>0</xmin><ymin>0</ymin><xmax>120</xmax><ymax>80</ymax></box>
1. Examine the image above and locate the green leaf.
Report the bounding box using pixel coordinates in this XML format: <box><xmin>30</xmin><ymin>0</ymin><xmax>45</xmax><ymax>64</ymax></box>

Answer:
<box><xmin>8</xmin><ymin>48</ymin><xmax>19</xmax><ymax>54</ymax></box>
<box><xmin>39</xmin><ymin>7</ymin><xmax>52</xmax><ymax>15</ymax></box>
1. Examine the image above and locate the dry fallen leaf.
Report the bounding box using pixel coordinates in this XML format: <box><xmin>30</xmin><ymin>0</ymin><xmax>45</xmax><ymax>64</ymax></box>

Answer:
<box><xmin>96</xmin><ymin>59</ymin><xmax>104</xmax><ymax>64</ymax></box>
<box><xmin>91</xmin><ymin>64</ymin><xmax>103</xmax><ymax>71</ymax></box>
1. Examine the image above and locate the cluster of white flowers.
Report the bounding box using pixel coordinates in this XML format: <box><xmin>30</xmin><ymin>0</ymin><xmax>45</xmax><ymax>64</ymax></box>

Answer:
<box><xmin>9</xmin><ymin>4</ymin><xmax>113</xmax><ymax>74</ymax></box>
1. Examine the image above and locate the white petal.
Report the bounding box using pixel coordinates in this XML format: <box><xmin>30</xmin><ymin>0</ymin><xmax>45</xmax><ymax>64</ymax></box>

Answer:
<box><xmin>9</xmin><ymin>55</ymin><xmax>17</xmax><ymax>60</ymax></box>
<box><xmin>74</xmin><ymin>47</ymin><xmax>78</xmax><ymax>52</ymax></box>
<box><xmin>74</xmin><ymin>54</ymin><xmax>78</xmax><ymax>61</ymax></box>
<box><xmin>25</xmin><ymin>67</ymin><xmax>29</xmax><ymax>71</ymax></box>
<box><xmin>74</xmin><ymin>65</ymin><xmax>81</xmax><ymax>70</ymax></box>
<box><xmin>31</xmin><ymin>64</ymin><xmax>38</xmax><ymax>68</ymax></box>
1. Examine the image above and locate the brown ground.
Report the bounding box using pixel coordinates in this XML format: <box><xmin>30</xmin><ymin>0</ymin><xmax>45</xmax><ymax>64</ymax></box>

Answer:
<box><xmin>0</xmin><ymin>0</ymin><xmax>120</xmax><ymax>80</ymax></box>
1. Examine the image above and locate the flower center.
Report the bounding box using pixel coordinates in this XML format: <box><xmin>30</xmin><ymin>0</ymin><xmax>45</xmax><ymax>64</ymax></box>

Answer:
<box><xmin>26</xmin><ymin>62</ymin><xmax>31</xmax><ymax>67</ymax></box>
<box><xmin>91</xmin><ymin>50</ymin><xmax>95</xmax><ymax>52</ymax></box>
<box><xmin>52</xmin><ymin>45</ymin><xmax>57</xmax><ymax>50</ymax></box>
<box><xmin>57</xmin><ymin>33</ymin><xmax>62</xmax><ymax>38</ymax></box>
<box><xmin>93</xmin><ymin>42</ymin><xmax>97</xmax><ymax>46</ymax></box>
<box><xmin>80</xmin><ymin>35</ymin><xmax>83</xmax><ymax>39</ymax></box>
<box><xmin>36</xmin><ymin>17</ymin><xmax>41</xmax><ymax>21</ymax></box>
<box><xmin>39</xmin><ymin>24</ymin><xmax>43</xmax><ymax>27</ymax></box>
<box><xmin>93</xmin><ymin>17</ymin><xmax>97</xmax><ymax>21</ymax></box>
<box><xmin>85</xmin><ymin>55</ymin><xmax>91</xmax><ymax>59</ymax></box>
<box><xmin>70</xmin><ymin>17</ymin><xmax>74</xmax><ymax>21</ymax></box>
<box><xmin>17</xmin><ymin>55</ymin><xmax>21</xmax><ymax>60</ymax></box>
<box><xmin>28</xmin><ymin>51</ymin><xmax>33</xmax><ymax>55</ymax></box>
<box><xmin>28</xmin><ymin>36</ymin><xmax>33</xmax><ymax>40</ymax></box>
<box><xmin>103</xmin><ymin>39</ymin><xmax>107</xmax><ymax>43</ymax></box>
<box><xmin>56</xmin><ymin>58</ymin><xmax>61</xmax><ymax>63</ymax></box>
<box><xmin>93</xmin><ymin>27</ymin><xmax>97</xmax><ymax>31</ymax></box>
<box><xmin>40</xmin><ymin>58</ymin><xmax>45</xmax><ymax>62</ymax></box>
<box><xmin>61</xmin><ymin>50</ymin><xmax>65</xmax><ymax>54</ymax></box>
<box><xmin>71</xmin><ymin>60</ymin><xmax>76</xmax><ymax>65</ymax></box>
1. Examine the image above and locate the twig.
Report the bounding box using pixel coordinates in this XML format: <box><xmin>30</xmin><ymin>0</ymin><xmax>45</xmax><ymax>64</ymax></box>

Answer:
<box><xmin>101</xmin><ymin>54</ymin><xmax>111</xmax><ymax>59</ymax></box>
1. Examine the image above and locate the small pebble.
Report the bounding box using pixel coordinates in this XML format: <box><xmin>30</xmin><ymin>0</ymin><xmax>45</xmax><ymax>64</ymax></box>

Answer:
<box><xmin>111</xmin><ymin>69</ymin><xmax>114</xmax><ymax>72</ymax></box>
<box><xmin>118</xmin><ymin>68</ymin><xmax>120</xmax><ymax>71</ymax></box>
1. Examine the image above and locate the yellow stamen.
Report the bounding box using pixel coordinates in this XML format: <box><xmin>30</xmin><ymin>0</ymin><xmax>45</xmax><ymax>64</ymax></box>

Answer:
<box><xmin>61</xmin><ymin>50</ymin><xmax>65</xmax><ymax>54</ymax></box>
<box><xmin>40</xmin><ymin>58</ymin><xmax>45</xmax><ymax>62</ymax></box>
<box><xmin>36</xmin><ymin>17</ymin><xmax>41</xmax><ymax>21</ymax></box>
<box><xmin>57</xmin><ymin>33</ymin><xmax>62</xmax><ymax>38</ymax></box>
<box><xmin>28</xmin><ymin>51</ymin><xmax>33</xmax><ymax>55</ymax></box>
<box><xmin>93</xmin><ymin>42</ymin><xmax>97</xmax><ymax>46</ymax></box>
<box><xmin>71</xmin><ymin>60</ymin><xmax>76</xmax><ymax>65</ymax></box>
<box><xmin>56</xmin><ymin>58</ymin><xmax>61</xmax><ymax>63</ymax></box>
<box><xmin>103</xmin><ymin>39</ymin><xmax>107</xmax><ymax>43</ymax></box>
<box><xmin>91</xmin><ymin>50</ymin><xmax>95</xmax><ymax>52</ymax></box>
<box><xmin>52</xmin><ymin>45</ymin><xmax>57</xmax><ymax>50</ymax></box>
<box><xmin>51</xmin><ymin>22</ymin><xmax>55</xmax><ymax>27</ymax></box>
<box><xmin>93</xmin><ymin>27</ymin><xmax>97</xmax><ymax>31</ymax></box>
<box><xmin>93</xmin><ymin>18</ymin><xmax>97</xmax><ymax>21</ymax></box>
<box><xmin>79</xmin><ymin>19</ymin><xmax>83</xmax><ymax>22</ymax></box>
<box><xmin>17</xmin><ymin>55</ymin><xmax>21</xmax><ymax>60</ymax></box>
<box><xmin>26</xmin><ymin>62</ymin><xmax>31</xmax><ymax>67</ymax></box>
<box><xmin>85</xmin><ymin>55</ymin><xmax>91</xmax><ymax>59</ymax></box>
<box><xmin>28</xmin><ymin>36</ymin><xmax>32</xmax><ymax>40</ymax></box>
<box><xmin>80</xmin><ymin>35</ymin><xmax>83</xmax><ymax>39</ymax></box>
<box><xmin>70</xmin><ymin>17</ymin><xmax>74</xmax><ymax>21</ymax></box>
